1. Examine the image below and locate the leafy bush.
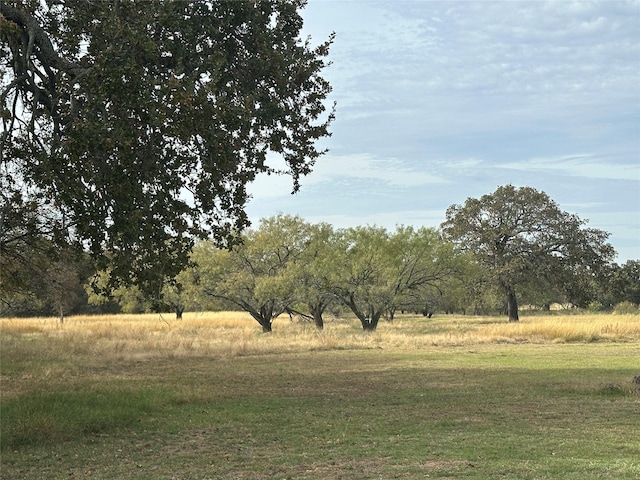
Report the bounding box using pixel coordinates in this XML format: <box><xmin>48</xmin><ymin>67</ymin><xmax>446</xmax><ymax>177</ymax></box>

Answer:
<box><xmin>588</xmin><ymin>301</ymin><xmax>606</xmax><ymax>312</ymax></box>
<box><xmin>613</xmin><ymin>301</ymin><xmax>639</xmax><ymax>315</ymax></box>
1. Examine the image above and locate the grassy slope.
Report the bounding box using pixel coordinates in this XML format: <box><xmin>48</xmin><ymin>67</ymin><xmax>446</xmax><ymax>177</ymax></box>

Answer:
<box><xmin>1</xmin><ymin>313</ymin><xmax>639</xmax><ymax>479</ymax></box>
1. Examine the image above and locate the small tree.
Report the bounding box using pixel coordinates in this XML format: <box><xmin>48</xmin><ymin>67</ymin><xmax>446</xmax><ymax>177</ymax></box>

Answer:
<box><xmin>387</xmin><ymin>226</ymin><xmax>458</xmax><ymax>319</ymax></box>
<box><xmin>441</xmin><ymin>185</ymin><xmax>615</xmax><ymax>321</ymax></box>
<box><xmin>328</xmin><ymin>226</ymin><xmax>456</xmax><ymax>331</ymax></box>
<box><xmin>196</xmin><ymin>215</ymin><xmax>310</xmax><ymax>332</ymax></box>
<box><xmin>327</xmin><ymin>226</ymin><xmax>394</xmax><ymax>331</ymax></box>
<box><xmin>286</xmin><ymin>222</ymin><xmax>337</xmax><ymax>329</ymax></box>
<box><xmin>43</xmin><ymin>251</ymin><xmax>88</xmax><ymax>323</ymax></box>
<box><xmin>160</xmin><ymin>282</ymin><xmax>186</xmax><ymax>320</ymax></box>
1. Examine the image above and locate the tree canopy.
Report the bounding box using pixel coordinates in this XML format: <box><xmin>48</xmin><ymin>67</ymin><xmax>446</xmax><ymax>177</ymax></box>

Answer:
<box><xmin>195</xmin><ymin>214</ymin><xmax>311</xmax><ymax>332</ymax></box>
<box><xmin>441</xmin><ymin>185</ymin><xmax>615</xmax><ymax>321</ymax></box>
<box><xmin>0</xmin><ymin>0</ymin><xmax>334</xmax><ymax>298</ymax></box>
<box><xmin>327</xmin><ymin>225</ymin><xmax>457</xmax><ymax>331</ymax></box>
<box><xmin>182</xmin><ymin>217</ymin><xmax>459</xmax><ymax>332</ymax></box>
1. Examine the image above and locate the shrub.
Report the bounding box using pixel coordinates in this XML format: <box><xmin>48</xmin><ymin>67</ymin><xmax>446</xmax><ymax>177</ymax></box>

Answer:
<box><xmin>587</xmin><ymin>301</ymin><xmax>606</xmax><ymax>312</ymax></box>
<box><xmin>613</xmin><ymin>301</ymin><xmax>639</xmax><ymax>315</ymax></box>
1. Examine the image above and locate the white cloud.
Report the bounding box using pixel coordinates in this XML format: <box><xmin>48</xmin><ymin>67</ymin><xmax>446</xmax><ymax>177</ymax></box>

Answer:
<box><xmin>247</xmin><ymin>1</ymin><xmax>640</xmax><ymax>263</ymax></box>
<box><xmin>247</xmin><ymin>152</ymin><xmax>449</xmax><ymax>201</ymax></box>
<box><xmin>312</xmin><ymin>0</ymin><xmax>639</xmax><ymax>139</ymax></box>
<box><xmin>310</xmin><ymin>154</ymin><xmax>448</xmax><ymax>186</ymax></box>
<box><xmin>500</xmin><ymin>154</ymin><xmax>640</xmax><ymax>181</ymax></box>
<box><xmin>303</xmin><ymin>208</ymin><xmax>446</xmax><ymax>231</ymax></box>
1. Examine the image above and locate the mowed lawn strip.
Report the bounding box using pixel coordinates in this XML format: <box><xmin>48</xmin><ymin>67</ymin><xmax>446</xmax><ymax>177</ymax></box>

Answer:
<box><xmin>1</xmin><ymin>322</ymin><xmax>639</xmax><ymax>479</ymax></box>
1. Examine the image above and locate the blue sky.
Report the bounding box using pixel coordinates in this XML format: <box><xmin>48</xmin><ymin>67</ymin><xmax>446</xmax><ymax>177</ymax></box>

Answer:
<box><xmin>246</xmin><ymin>0</ymin><xmax>640</xmax><ymax>263</ymax></box>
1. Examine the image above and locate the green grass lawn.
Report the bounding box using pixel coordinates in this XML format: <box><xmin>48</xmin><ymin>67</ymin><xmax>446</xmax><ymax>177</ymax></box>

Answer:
<box><xmin>1</xmin><ymin>316</ymin><xmax>639</xmax><ymax>479</ymax></box>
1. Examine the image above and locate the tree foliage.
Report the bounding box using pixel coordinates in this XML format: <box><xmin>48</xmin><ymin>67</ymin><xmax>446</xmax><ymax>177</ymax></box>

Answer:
<box><xmin>605</xmin><ymin>260</ymin><xmax>640</xmax><ymax>307</ymax></box>
<box><xmin>284</xmin><ymin>220</ymin><xmax>337</xmax><ymax>329</ymax></box>
<box><xmin>0</xmin><ymin>176</ymin><xmax>90</xmax><ymax>314</ymax></box>
<box><xmin>328</xmin><ymin>225</ymin><xmax>393</xmax><ymax>331</ymax></box>
<box><xmin>1</xmin><ymin>0</ymin><xmax>334</xmax><ymax>296</ymax></box>
<box><xmin>195</xmin><ymin>214</ymin><xmax>311</xmax><ymax>332</ymax></box>
<box><xmin>328</xmin><ymin>225</ymin><xmax>457</xmax><ymax>331</ymax></box>
<box><xmin>182</xmin><ymin>218</ymin><xmax>459</xmax><ymax>332</ymax></box>
<box><xmin>387</xmin><ymin>226</ymin><xmax>458</xmax><ymax>317</ymax></box>
<box><xmin>3</xmin><ymin>207</ymin><xmax>629</xmax><ymax>321</ymax></box>
<box><xmin>0</xmin><ymin>190</ymin><xmax>49</xmax><ymax>305</ymax></box>
<box><xmin>441</xmin><ymin>185</ymin><xmax>615</xmax><ymax>321</ymax></box>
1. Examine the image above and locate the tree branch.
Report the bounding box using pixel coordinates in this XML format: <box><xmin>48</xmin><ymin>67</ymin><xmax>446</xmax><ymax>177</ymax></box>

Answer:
<box><xmin>1</xmin><ymin>3</ymin><xmax>90</xmax><ymax>132</ymax></box>
<box><xmin>1</xmin><ymin>4</ymin><xmax>87</xmax><ymax>76</ymax></box>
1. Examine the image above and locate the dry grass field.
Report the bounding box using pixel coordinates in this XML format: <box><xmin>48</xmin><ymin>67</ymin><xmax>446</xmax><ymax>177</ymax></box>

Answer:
<box><xmin>2</xmin><ymin>311</ymin><xmax>639</xmax><ymax>479</ymax></box>
<box><xmin>1</xmin><ymin>311</ymin><xmax>639</xmax><ymax>362</ymax></box>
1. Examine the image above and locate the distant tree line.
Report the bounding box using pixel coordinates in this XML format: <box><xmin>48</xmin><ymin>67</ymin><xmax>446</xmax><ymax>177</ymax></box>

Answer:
<box><xmin>2</xmin><ymin>187</ymin><xmax>639</xmax><ymax>328</ymax></box>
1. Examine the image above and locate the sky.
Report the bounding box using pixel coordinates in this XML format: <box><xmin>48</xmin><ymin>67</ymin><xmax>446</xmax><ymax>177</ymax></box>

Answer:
<box><xmin>245</xmin><ymin>0</ymin><xmax>640</xmax><ymax>264</ymax></box>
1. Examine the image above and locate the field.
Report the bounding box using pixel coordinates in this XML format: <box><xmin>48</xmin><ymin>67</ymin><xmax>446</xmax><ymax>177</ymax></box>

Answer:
<box><xmin>1</xmin><ymin>312</ymin><xmax>639</xmax><ymax>479</ymax></box>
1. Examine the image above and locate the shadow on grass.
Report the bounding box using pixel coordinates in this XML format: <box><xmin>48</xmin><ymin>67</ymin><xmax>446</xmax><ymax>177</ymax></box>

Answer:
<box><xmin>1</xmin><ymin>387</ymin><xmax>166</xmax><ymax>449</ymax></box>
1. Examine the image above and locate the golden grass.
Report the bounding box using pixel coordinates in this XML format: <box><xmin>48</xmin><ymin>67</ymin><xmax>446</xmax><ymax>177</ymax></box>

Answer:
<box><xmin>1</xmin><ymin>311</ymin><xmax>639</xmax><ymax>362</ymax></box>
<box><xmin>0</xmin><ymin>311</ymin><xmax>356</xmax><ymax>360</ymax></box>
<box><xmin>474</xmin><ymin>314</ymin><xmax>640</xmax><ymax>343</ymax></box>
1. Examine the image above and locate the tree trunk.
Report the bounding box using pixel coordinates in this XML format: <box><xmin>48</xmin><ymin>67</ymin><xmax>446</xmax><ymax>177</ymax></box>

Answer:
<box><xmin>248</xmin><ymin>309</ymin><xmax>274</xmax><ymax>333</ymax></box>
<box><xmin>255</xmin><ymin>314</ymin><xmax>273</xmax><ymax>333</ymax></box>
<box><xmin>506</xmin><ymin>287</ymin><xmax>519</xmax><ymax>322</ymax></box>
<box><xmin>341</xmin><ymin>294</ymin><xmax>381</xmax><ymax>331</ymax></box>
<box><xmin>309</xmin><ymin>304</ymin><xmax>324</xmax><ymax>330</ymax></box>
<box><xmin>385</xmin><ymin>308</ymin><xmax>395</xmax><ymax>322</ymax></box>
<box><xmin>362</xmin><ymin>312</ymin><xmax>381</xmax><ymax>331</ymax></box>
<box><xmin>175</xmin><ymin>305</ymin><xmax>184</xmax><ymax>320</ymax></box>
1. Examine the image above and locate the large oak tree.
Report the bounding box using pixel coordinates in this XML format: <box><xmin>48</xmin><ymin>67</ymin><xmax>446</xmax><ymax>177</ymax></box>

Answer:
<box><xmin>441</xmin><ymin>185</ymin><xmax>615</xmax><ymax>321</ymax></box>
<box><xmin>0</xmin><ymin>0</ymin><xmax>334</xmax><ymax>297</ymax></box>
